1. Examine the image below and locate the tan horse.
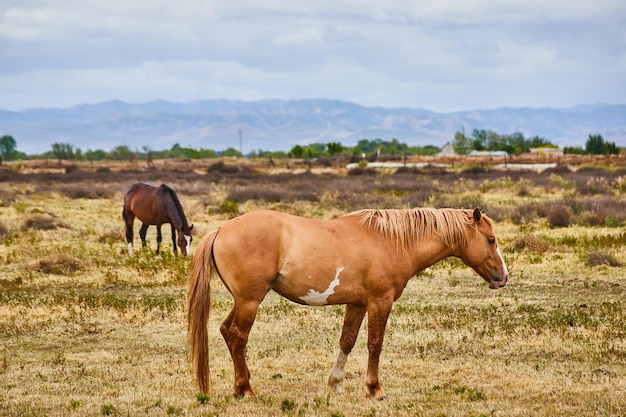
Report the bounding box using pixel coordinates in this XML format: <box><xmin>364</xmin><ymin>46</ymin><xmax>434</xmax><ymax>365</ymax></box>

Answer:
<box><xmin>188</xmin><ymin>208</ymin><xmax>508</xmax><ymax>399</ymax></box>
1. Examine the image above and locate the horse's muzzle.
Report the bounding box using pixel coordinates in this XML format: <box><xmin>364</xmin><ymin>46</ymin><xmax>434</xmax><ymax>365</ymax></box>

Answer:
<box><xmin>489</xmin><ymin>274</ymin><xmax>508</xmax><ymax>289</ymax></box>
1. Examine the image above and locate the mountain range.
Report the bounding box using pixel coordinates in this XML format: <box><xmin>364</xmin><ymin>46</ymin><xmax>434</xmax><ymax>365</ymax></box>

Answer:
<box><xmin>1</xmin><ymin>99</ymin><xmax>625</xmax><ymax>155</ymax></box>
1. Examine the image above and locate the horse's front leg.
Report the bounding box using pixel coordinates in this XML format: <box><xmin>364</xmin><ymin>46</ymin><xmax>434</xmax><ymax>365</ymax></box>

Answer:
<box><xmin>155</xmin><ymin>224</ymin><xmax>162</xmax><ymax>254</ymax></box>
<box><xmin>328</xmin><ymin>304</ymin><xmax>366</xmax><ymax>393</ymax></box>
<box><xmin>139</xmin><ymin>223</ymin><xmax>149</xmax><ymax>248</ymax></box>
<box><xmin>364</xmin><ymin>297</ymin><xmax>394</xmax><ymax>400</ymax></box>
<box><xmin>170</xmin><ymin>224</ymin><xmax>177</xmax><ymax>254</ymax></box>
<box><xmin>222</xmin><ymin>299</ymin><xmax>263</xmax><ymax>398</ymax></box>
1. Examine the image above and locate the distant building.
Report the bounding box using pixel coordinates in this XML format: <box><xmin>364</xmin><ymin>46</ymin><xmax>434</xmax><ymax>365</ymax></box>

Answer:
<box><xmin>529</xmin><ymin>147</ymin><xmax>563</xmax><ymax>157</ymax></box>
<box><xmin>435</xmin><ymin>142</ymin><xmax>457</xmax><ymax>157</ymax></box>
<box><xmin>468</xmin><ymin>150</ymin><xmax>509</xmax><ymax>157</ymax></box>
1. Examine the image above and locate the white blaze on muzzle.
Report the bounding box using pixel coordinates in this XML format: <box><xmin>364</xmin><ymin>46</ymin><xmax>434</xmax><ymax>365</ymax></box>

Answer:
<box><xmin>185</xmin><ymin>235</ymin><xmax>192</xmax><ymax>257</ymax></box>
<box><xmin>497</xmin><ymin>247</ymin><xmax>509</xmax><ymax>278</ymax></box>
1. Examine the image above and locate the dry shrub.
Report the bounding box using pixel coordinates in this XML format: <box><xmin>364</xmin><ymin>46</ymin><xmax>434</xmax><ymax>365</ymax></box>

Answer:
<box><xmin>510</xmin><ymin>235</ymin><xmax>550</xmax><ymax>253</ymax></box>
<box><xmin>98</xmin><ymin>229</ymin><xmax>123</xmax><ymax>245</ymax></box>
<box><xmin>227</xmin><ymin>186</ymin><xmax>318</xmax><ymax>203</ymax></box>
<box><xmin>347</xmin><ymin>167</ymin><xmax>378</xmax><ymax>176</ymax></box>
<box><xmin>57</xmin><ymin>184</ymin><xmax>117</xmax><ymax>199</ymax></box>
<box><xmin>207</xmin><ymin>161</ymin><xmax>251</xmax><ymax>174</ymax></box>
<box><xmin>21</xmin><ymin>213</ymin><xmax>70</xmax><ymax>231</ymax></box>
<box><xmin>36</xmin><ymin>254</ymin><xmax>84</xmax><ymax>275</ymax></box>
<box><xmin>497</xmin><ymin>206</ymin><xmax>529</xmax><ymax>224</ymax></box>
<box><xmin>576</xmin><ymin>177</ymin><xmax>614</xmax><ymax>196</ymax></box>
<box><xmin>585</xmin><ymin>252</ymin><xmax>623</xmax><ymax>267</ymax></box>
<box><xmin>573</xmin><ymin>196</ymin><xmax>626</xmax><ymax>227</ymax></box>
<box><xmin>64</xmin><ymin>164</ymin><xmax>80</xmax><ymax>174</ymax></box>
<box><xmin>547</xmin><ymin>204</ymin><xmax>572</xmax><ymax>228</ymax></box>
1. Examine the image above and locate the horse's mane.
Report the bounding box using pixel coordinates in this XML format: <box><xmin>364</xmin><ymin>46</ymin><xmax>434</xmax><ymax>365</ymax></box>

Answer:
<box><xmin>159</xmin><ymin>184</ymin><xmax>190</xmax><ymax>229</ymax></box>
<box><xmin>346</xmin><ymin>208</ymin><xmax>488</xmax><ymax>250</ymax></box>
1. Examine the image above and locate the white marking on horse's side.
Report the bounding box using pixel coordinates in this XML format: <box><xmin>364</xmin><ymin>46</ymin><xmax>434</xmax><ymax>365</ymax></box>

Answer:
<box><xmin>300</xmin><ymin>266</ymin><xmax>344</xmax><ymax>306</ymax></box>
<box><xmin>128</xmin><ymin>243</ymin><xmax>133</xmax><ymax>255</ymax></box>
<box><xmin>328</xmin><ymin>351</ymin><xmax>349</xmax><ymax>393</ymax></box>
<box><xmin>497</xmin><ymin>247</ymin><xmax>509</xmax><ymax>276</ymax></box>
<box><xmin>185</xmin><ymin>235</ymin><xmax>192</xmax><ymax>257</ymax></box>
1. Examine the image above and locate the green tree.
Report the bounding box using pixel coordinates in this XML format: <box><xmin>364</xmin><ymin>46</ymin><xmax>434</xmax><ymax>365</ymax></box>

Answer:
<box><xmin>289</xmin><ymin>145</ymin><xmax>304</xmax><ymax>158</ymax></box>
<box><xmin>108</xmin><ymin>145</ymin><xmax>134</xmax><ymax>160</ymax></box>
<box><xmin>85</xmin><ymin>149</ymin><xmax>107</xmax><ymax>161</ymax></box>
<box><xmin>0</xmin><ymin>135</ymin><xmax>17</xmax><ymax>163</ymax></box>
<box><xmin>326</xmin><ymin>142</ymin><xmax>344</xmax><ymax>156</ymax></box>
<box><xmin>221</xmin><ymin>147</ymin><xmax>243</xmax><ymax>158</ymax></box>
<box><xmin>452</xmin><ymin>131</ymin><xmax>471</xmax><ymax>155</ymax></box>
<box><xmin>51</xmin><ymin>142</ymin><xmax>75</xmax><ymax>165</ymax></box>
<box><xmin>585</xmin><ymin>134</ymin><xmax>618</xmax><ymax>155</ymax></box>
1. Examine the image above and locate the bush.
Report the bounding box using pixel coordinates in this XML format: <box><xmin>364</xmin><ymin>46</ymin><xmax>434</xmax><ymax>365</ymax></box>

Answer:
<box><xmin>220</xmin><ymin>200</ymin><xmax>239</xmax><ymax>216</ymax></box>
<box><xmin>547</xmin><ymin>204</ymin><xmax>572</xmax><ymax>228</ymax></box>
<box><xmin>22</xmin><ymin>214</ymin><xmax>70</xmax><ymax>231</ymax></box>
<box><xmin>585</xmin><ymin>252</ymin><xmax>622</xmax><ymax>267</ymax></box>
<box><xmin>37</xmin><ymin>254</ymin><xmax>84</xmax><ymax>275</ymax></box>
<box><xmin>510</xmin><ymin>235</ymin><xmax>550</xmax><ymax>254</ymax></box>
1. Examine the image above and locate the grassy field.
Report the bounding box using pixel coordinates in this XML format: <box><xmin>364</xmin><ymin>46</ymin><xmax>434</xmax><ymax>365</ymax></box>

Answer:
<box><xmin>0</xmin><ymin>159</ymin><xmax>625</xmax><ymax>416</ymax></box>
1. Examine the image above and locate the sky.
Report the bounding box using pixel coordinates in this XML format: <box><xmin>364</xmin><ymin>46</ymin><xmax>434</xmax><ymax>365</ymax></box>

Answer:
<box><xmin>1</xmin><ymin>0</ymin><xmax>625</xmax><ymax>113</ymax></box>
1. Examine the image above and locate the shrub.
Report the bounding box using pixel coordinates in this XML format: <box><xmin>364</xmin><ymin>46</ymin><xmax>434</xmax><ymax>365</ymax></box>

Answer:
<box><xmin>21</xmin><ymin>213</ymin><xmax>70</xmax><ymax>231</ymax></box>
<box><xmin>207</xmin><ymin>161</ymin><xmax>251</xmax><ymax>174</ymax></box>
<box><xmin>547</xmin><ymin>204</ymin><xmax>572</xmax><ymax>228</ymax></box>
<box><xmin>220</xmin><ymin>200</ymin><xmax>239</xmax><ymax>216</ymax></box>
<box><xmin>585</xmin><ymin>252</ymin><xmax>622</xmax><ymax>267</ymax></box>
<box><xmin>347</xmin><ymin>167</ymin><xmax>377</xmax><ymax>176</ymax></box>
<box><xmin>510</xmin><ymin>235</ymin><xmax>550</xmax><ymax>253</ymax></box>
<box><xmin>37</xmin><ymin>254</ymin><xmax>84</xmax><ymax>275</ymax></box>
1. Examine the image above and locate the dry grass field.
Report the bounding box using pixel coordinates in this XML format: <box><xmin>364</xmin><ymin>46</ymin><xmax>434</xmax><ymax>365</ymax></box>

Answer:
<box><xmin>0</xmin><ymin>158</ymin><xmax>625</xmax><ymax>416</ymax></box>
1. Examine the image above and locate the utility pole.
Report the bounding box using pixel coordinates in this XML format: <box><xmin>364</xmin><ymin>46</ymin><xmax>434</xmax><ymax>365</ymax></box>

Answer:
<box><xmin>239</xmin><ymin>129</ymin><xmax>243</xmax><ymax>156</ymax></box>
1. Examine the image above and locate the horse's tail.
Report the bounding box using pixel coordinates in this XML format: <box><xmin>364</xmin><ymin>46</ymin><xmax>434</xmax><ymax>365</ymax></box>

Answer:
<box><xmin>187</xmin><ymin>228</ymin><xmax>219</xmax><ymax>394</ymax></box>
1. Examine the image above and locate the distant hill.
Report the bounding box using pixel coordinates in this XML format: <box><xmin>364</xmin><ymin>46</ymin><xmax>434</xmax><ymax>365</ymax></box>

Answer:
<box><xmin>1</xmin><ymin>99</ymin><xmax>625</xmax><ymax>155</ymax></box>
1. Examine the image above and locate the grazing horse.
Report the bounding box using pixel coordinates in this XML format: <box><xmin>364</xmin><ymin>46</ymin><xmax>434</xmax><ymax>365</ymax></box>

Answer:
<box><xmin>188</xmin><ymin>208</ymin><xmax>508</xmax><ymax>399</ymax></box>
<box><xmin>123</xmin><ymin>183</ymin><xmax>193</xmax><ymax>256</ymax></box>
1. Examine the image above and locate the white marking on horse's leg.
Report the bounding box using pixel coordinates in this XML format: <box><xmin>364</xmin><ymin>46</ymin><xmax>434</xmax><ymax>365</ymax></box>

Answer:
<box><xmin>328</xmin><ymin>351</ymin><xmax>349</xmax><ymax>393</ymax></box>
<box><xmin>497</xmin><ymin>247</ymin><xmax>509</xmax><ymax>276</ymax></box>
<box><xmin>299</xmin><ymin>266</ymin><xmax>344</xmax><ymax>305</ymax></box>
<box><xmin>185</xmin><ymin>235</ymin><xmax>191</xmax><ymax>257</ymax></box>
<box><xmin>128</xmin><ymin>243</ymin><xmax>133</xmax><ymax>255</ymax></box>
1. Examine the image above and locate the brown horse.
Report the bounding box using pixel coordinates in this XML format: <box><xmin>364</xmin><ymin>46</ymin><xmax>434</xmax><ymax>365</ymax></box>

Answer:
<box><xmin>123</xmin><ymin>183</ymin><xmax>194</xmax><ymax>256</ymax></box>
<box><xmin>188</xmin><ymin>208</ymin><xmax>508</xmax><ymax>399</ymax></box>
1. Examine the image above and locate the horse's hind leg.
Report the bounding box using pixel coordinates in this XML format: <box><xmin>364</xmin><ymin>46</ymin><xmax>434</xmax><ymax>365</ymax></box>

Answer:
<box><xmin>221</xmin><ymin>299</ymin><xmax>263</xmax><ymax>398</ymax></box>
<box><xmin>123</xmin><ymin>212</ymin><xmax>135</xmax><ymax>255</ymax></box>
<box><xmin>139</xmin><ymin>223</ymin><xmax>149</xmax><ymax>250</ymax></box>
<box><xmin>328</xmin><ymin>304</ymin><xmax>366</xmax><ymax>393</ymax></box>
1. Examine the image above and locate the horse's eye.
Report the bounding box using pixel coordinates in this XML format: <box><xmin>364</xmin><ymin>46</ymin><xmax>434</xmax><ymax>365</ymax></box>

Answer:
<box><xmin>488</xmin><ymin>237</ymin><xmax>496</xmax><ymax>245</ymax></box>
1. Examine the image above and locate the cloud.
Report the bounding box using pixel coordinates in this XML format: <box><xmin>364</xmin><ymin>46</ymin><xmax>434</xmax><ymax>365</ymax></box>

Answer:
<box><xmin>0</xmin><ymin>0</ymin><xmax>625</xmax><ymax>111</ymax></box>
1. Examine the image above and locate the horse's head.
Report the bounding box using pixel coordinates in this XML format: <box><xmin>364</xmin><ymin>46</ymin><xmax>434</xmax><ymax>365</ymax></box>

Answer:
<box><xmin>178</xmin><ymin>224</ymin><xmax>194</xmax><ymax>257</ymax></box>
<box><xmin>458</xmin><ymin>209</ymin><xmax>509</xmax><ymax>289</ymax></box>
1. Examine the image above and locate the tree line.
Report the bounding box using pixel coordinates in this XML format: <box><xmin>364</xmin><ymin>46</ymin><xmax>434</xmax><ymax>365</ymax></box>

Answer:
<box><xmin>0</xmin><ymin>132</ymin><xmax>622</xmax><ymax>165</ymax></box>
<box><xmin>0</xmin><ymin>137</ymin><xmax>441</xmax><ymax>163</ymax></box>
<box><xmin>452</xmin><ymin>129</ymin><xmax>620</xmax><ymax>156</ymax></box>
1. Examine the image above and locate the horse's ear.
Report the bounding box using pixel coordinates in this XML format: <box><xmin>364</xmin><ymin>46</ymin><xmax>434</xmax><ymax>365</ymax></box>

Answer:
<box><xmin>473</xmin><ymin>208</ymin><xmax>482</xmax><ymax>224</ymax></box>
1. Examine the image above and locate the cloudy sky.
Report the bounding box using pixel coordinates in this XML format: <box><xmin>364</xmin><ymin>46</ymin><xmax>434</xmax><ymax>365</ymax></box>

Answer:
<box><xmin>1</xmin><ymin>0</ymin><xmax>625</xmax><ymax>112</ymax></box>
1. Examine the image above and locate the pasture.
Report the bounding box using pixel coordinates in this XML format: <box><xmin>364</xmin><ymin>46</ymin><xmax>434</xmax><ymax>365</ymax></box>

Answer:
<box><xmin>0</xmin><ymin>159</ymin><xmax>625</xmax><ymax>416</ymax></box>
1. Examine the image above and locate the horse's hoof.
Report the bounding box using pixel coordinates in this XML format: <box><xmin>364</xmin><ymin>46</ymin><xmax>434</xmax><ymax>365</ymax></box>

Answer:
<box><xmin>235</xmin><ymin>389</ymin><xmax>257</xmax><ymax>399</ymax></box>
<box><xmin>328</xmin><ymin>382</ymin><xmax>343</xmax><ymax>394</ymax></box>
